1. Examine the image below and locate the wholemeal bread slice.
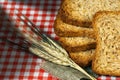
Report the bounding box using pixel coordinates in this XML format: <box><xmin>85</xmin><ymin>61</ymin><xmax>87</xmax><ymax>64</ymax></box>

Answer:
<box><xmin>69</xmin><ymin>49</ymin><xmax>95</xmax><ymax>67</ymax></box>
<box><xmin>54</xmin><ymin>13</ymin><xmax>95</xmax><ymax>38</ymax></box>
<box><xmin>59</xmin><ymin>37</ymin><xmax>96</xmax><ymax>52</ymax></box>
<box><xmin>92</xmin><ymin>11</ymin><xmax>120</xmax><ymax>76</ymax></box>
<box><xmin>61</xmin><ymin>0</ymin><xmax>120</xmax><ymax>27</ymax></box>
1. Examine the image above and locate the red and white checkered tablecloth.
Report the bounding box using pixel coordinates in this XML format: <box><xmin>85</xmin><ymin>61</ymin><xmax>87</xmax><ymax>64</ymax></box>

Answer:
<box><xmin>0</xmin><ymin>0</ymin><xmax>120</xmax><ymax>80</ymax></box>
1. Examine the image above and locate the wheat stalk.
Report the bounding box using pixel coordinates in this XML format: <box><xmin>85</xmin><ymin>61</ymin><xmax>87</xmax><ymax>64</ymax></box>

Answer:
<box><xmin>27</xmin><ymin>36</ymin><xmax>96</xmax><ymax>80</ymax></box>
<box><xmin>10</xmin><ymin>11</ymin><xmax>96</xmax><ymax>80</ymax></box>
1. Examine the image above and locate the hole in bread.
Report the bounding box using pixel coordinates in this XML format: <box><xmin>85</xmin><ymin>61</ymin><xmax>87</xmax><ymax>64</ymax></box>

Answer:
<box><xmin>107</xmin><ymin>27</ymin><xmax>110</xmax><ymax>29</ymax></box>
<box><xmin>77</xmin><ymin>4</ymin><xmax>81</xmax><ymax>7</ymax></box>
<box><xmin>111</xmin><ymin>45</ymin><xmax>114</xmax><ymax>48</ymax></box>
<box><xmin>117</xmin><ymin>67</ymin><xmax>120</xmax><ymax>69</ymax></box>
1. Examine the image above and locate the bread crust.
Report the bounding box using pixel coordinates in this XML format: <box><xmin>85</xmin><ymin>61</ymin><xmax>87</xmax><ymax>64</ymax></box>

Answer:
<box><xmin>60</xmin><ymin>7</ymin><xmax>92</xmax><ymax>28</ymax></box>
<box><xmin>69</xmin><ymin>49</ymin><xmax>95</xmax><ymax>67</ymax></box>
<box><xmin>92</xmin><ymin>11</ymin><xmax>120</xmax><ymax>76</ymax></box>
<box><xmin>59</xmin><ymin>37</ymin><xmax>96</xmax><ymax>52</ymax></box>
<box><xmin>54</xmin><ymin>12</ymin><xmax>95</xmax><ymax>38</ymax></box>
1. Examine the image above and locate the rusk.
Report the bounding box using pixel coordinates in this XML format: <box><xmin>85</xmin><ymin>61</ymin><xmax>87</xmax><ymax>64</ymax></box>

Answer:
<box><xmin>54</xmin><ymin>13</ymin><xmax>95</xmax><ymax>38</ymax></box>
<box><xmin>69</xmin><ymin>49</ymin><xmax>95</xmax><ymax>67</ymax></box>
<box><xmin>92</xmin><ymin>11</ymin><xmax>120</xmax><ymax>76</ymax></box>
<box><xmin>59</xmin><ymin>37</ymin><xmax>96</xmax><ymax>52</ymax></box>
<box><xmin>61</xmin><ymin>0</ymin><xmax>120</xmax><ymax>27</ymax></box>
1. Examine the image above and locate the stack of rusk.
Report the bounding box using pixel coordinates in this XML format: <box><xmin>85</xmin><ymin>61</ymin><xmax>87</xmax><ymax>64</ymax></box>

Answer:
<box><xmin>54</xmin><ymin>0</ymin><xmax>120</xmax><ymax>76</ymax></box>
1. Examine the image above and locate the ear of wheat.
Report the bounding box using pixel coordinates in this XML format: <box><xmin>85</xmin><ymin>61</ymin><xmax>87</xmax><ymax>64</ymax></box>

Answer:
<box><xmin>7</xmin><ymin>10</ymin><xmax>96</xmax><ymax>80</ymax></box>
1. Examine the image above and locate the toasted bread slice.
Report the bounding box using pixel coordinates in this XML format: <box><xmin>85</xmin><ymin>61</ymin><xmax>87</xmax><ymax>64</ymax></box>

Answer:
<box><xmin>54</xmin><ymin>13</ymin><xmax>95</xmax><ymax>38</ymax></box>
<box><xmin>59</xmin><ymin>37</ymin><xmax>96</xmax><ymax>52</ymax></box>
<box><xmin>69</xmin><ymin>49</ymin><xmax>95</xmax><ymax>67</ymax></box>
<box><xmin>92</xmin><ymin>11</ymin><xmax>120</xmax><ymax>76</ymax></box>
<box><xmin>61</xmin><ymin>0</ymin><xmax>120</xmax><ymax>27</ymax></box>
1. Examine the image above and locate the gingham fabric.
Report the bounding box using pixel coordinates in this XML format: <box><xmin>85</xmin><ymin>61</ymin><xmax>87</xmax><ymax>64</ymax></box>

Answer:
<box><xmin>0</xmin><ymin>0</ymin><xmax>120</xmax><ymax>80</ymax></box>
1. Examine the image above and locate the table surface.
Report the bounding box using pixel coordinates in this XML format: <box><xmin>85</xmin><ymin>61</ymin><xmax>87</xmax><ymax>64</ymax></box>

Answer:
<box><xmin>0</xmin><ymin>0</ymin><xmax>120</xmax><ymax>80</ymax></box>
